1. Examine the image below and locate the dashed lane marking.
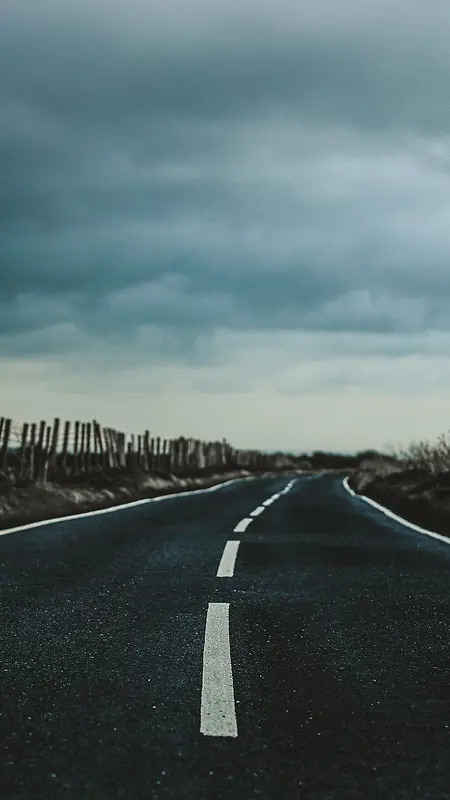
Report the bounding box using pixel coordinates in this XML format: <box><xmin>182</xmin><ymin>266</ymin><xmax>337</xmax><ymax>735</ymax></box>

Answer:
<box><xmin>233</xmin><ymin>518</ymin><xmax>253</xmax><ymax>533</ymax></box>
<box><xmin>250</xmin><ymin>506</ymin><xmax>265</xmax><ymax>517</ymax></box>
<box><xmin>200</xmin><ymin>603</ymin><xmax>238</xmax><ymax>737</ymax></box>
<box><xmin>217</xmin><ymin>540</ymin><xmax>240</xmax><ymax>577</ymax></box>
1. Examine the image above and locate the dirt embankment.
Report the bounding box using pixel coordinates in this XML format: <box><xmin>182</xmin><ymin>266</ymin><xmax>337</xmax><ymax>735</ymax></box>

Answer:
<box><xmin>348</xmin><ymin>458</ymin><xmax>450</xmax><ymax>536</ymax></box>
<box><xmin>0</xmin><ymin>464</ymin><xmax>321</xmax><ymax>532</ymax></box>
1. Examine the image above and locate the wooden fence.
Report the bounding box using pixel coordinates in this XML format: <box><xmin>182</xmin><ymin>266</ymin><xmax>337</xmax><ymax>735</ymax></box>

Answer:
<box><xmin>0</xmin><ymin>416</ymin><xmax>282</xmax><ymax>484</ymax></box>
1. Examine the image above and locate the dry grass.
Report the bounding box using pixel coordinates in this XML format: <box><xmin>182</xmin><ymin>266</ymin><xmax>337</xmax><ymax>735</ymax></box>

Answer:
<box><xmin>348</xmin><ymin>428</ymin><xmax>450</xmax><ymax>536</ymax></box>
<box><xmin>349</xmin><ymin>429</ymin><xmax>450</xmax><ymax>496</ymax></box>
<box><xmin>386</xmin><ymin>430</ymin><xmax>450</xmax><ymax>475</ymax></box>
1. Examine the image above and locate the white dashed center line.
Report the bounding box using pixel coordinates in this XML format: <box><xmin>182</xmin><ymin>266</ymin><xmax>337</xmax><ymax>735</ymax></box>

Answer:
<box><xmin>250</xmin><ymin>506</ymin><xmax>265</xmax><ymax>517</ymax></box>
<box><xmin>200</xmin><ymin>603</ymin><xmax>238</xmax><ymax>737</ymax></box>
<box><xmin>233</xmin><ymin>517</ymin><xmax>253</xmax><ymax>533</ymax></box>
<box><xmin>216</xmin><ymin>541</ymin><xmax>240</xmax><ymax>577</ymax></box>
<box><xmin>201</xmin><ymin>480</ymin><xmax>298</xmax><ymax>736</ymax></box>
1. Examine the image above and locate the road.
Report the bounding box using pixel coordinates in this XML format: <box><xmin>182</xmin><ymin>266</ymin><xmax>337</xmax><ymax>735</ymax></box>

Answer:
<box><xmin>2</xmin><ymin>473</ymin><xmax>450</xmax><ymax>799</ymax></box>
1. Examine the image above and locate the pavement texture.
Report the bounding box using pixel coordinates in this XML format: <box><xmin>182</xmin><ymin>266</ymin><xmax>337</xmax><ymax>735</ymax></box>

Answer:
<box><xmin>2</xmin><ymin>473</ymin><xmax>450</xmax><ymax>799</ymax></box>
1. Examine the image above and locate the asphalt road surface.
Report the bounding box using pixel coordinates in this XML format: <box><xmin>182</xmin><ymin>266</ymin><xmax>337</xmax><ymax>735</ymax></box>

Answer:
<box><xmin>2</xmin><ymin>474</ymin><xmax>450</xmax><ymax>799</ymax></box>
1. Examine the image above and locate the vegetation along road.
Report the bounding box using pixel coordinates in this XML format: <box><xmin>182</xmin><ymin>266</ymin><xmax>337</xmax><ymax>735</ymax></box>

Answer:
<box><xmin>2</xmin><ymin>473</ymin><xmax>450</xmax><ymax>799</ymax></box>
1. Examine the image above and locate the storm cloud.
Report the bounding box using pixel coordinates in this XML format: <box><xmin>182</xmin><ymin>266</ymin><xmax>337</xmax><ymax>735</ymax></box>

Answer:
<box><xmin>1</xmin><ymin>0</ymin><xmax>450</xmax><ymax>449</ymax></box>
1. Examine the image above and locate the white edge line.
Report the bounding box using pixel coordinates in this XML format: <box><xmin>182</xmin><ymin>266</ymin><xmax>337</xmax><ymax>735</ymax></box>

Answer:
<box><xmin>0</xmin><ymin>476</ymin><xmax>259</xmax><ymax>537</ymax></box>
<box><xmin>342</xmin><ymin>475</ymin><xmax>450</xmax><ymax>546</ymax></box>
<box><xmin>217</xmin><ymin>540</ymin><xmax>240</xmax><ymax>577</ymax></box>
<box><xmin>200</xmin><ymin>602</ymin><xmax>237</xmax><ymax>737</ymax></box>
<box><xmin>233</xmin><ymin>517</ymin><xmax>253</xmax><ymax>533</ymax></box>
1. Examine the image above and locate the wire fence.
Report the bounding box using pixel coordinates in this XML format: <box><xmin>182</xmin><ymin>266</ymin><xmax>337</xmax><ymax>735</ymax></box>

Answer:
<box><xmin>0</xmin><ymin>415</ymin><xmax>290</xmax><ymax>484</ymax></box>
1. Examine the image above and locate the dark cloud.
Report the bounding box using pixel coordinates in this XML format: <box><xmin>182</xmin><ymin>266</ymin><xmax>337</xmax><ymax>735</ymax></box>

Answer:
<box><xmin>1</xmin><ymin>0</ymin><xmax>450</xmax><ymax>368</ymax></box>
<box><xmin>2</xmin><ymin>1</ymin><xmax>450</xmax><ymax>133</ymax></box>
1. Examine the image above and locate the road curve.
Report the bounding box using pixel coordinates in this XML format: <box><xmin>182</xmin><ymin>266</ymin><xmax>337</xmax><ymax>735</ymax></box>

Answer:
<box><xmin>2</xmin><ymin>474</ymin><xmax>450</xmax><ymax>799</ymax></box>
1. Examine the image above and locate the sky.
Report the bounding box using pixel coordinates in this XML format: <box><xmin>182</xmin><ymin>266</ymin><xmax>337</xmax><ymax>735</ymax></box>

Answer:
<box><xmin>2</xmin><ymin>0</ymin><xmax>450</xmax><ymax>453</ymax></box>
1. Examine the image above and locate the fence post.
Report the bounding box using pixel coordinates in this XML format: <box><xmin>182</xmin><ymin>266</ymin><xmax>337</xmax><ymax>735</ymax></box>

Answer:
<box><xmin>92</xmin><ymin>420</ymin><xmax>99</xmax><ymax>468</ymax></box>
<box><xmin>35</xmin><ymin>421</ymin><xmax>47</xmax><ymax>481</ymax></box>
<box><xmin>18</xmin><ymin>422</ymin><xmax>29</xmax><ymax>479</ymax></box>
<box><xmin>93</xmin><ymin>421</ymin><xmax>104</xmax><ymax>469</ymax></box>
<box><xmin>0</xmin><ymin>418</ymin><xmax>12</xmax><ymax>472</ymax></box>
<box><xmin>85</xmin><ymin>422</ymin><xmax>92</xmax><ymax>474</ymax></box>
<box><xmin>181</xmin><ymin>437</ymin><xmax>188</xmax><ymax>471</ymax></box>
<box><xmin>29</xmin><ymin>422</ymin><xmax>37</xmax><ymax>481</ymax></box>
<box><xmin>202</xmin><ymin>440</ymin><xmax>207</xmax><ymax>469</ymax></box>
<box><xmin>110</xmin><ymin>430</ymin><xmax>117</xmax><ymax>468</ymax></box>
<box><xmin>95</xmin><ymin>422</ymin><xmax>104</xmax><ymax>468</ymax></box>
<box><xmin>187</xmin><ymin>438</ymin><xmax>194</xmax><ymax>469</ymax></box>
<box><xmin>112</xmin><ymin>431</ymin><xmax>119</xmax><ymax>467</ymax></box>
<box><xmin>103</xmin><ymin>424</ymin><xmax>111</xmax><ymax>469</ymax></box>
<box><xmin>103</xmin><ymin>429</ymin><xmax>111</xmax><ymax>469</ymax></box>
<box><xmin>116</xmin><ymin>432</ymin><xmax>124</xmax><ymax>468</ymax></box>
<box><xmin>49</xmin><ymin>418</ymin><xmax>60</xmax><ymax>478</ymax></box>
<box><xmin>111</xmin><ymin>430</ymin><xmax>121</xmax><ymax>469</ymax></box>
<box><xmin>137</xmin><ymin>434</ymin><xmax>143</xmax><ymax>470</ymax></box>
<box><xmin>122</xmin><ymin>435</ymin><xmax>127</xmax><ymax>468</ymax></box>
<box><xmin>194</xmin><ymin>440</ymin><xmax>201</xmax><ymax>470</ymax></box>
<box><xmin>168</xmin><ymin>439</ymin><xmax>177</xmax><ymax>475</ymax></box>
<box><xmin>102</xmin><ymin>427</ymin><xmax>114</xmax><ymax>469</ymax></box>
<box><xmin>73</xmin><ymin>421</ymin><xmax>80</xmax><ymax>476</ymax></box>
<box><xmin>61</xmin><ymin>421</ymin><xmax>70</xmax><ymax>473</ymax></box>
<box><xmin>143</xmin><ymin>430</ymin><xmax>150</xmax><ymax>472</ymax></box>
<box><xmin>80</xmin><ymin>423</ymin><xmax>86</xmax><ymax>473</ymax></box>
<box><xmin>109</xmin><ymin>428</ymin><xmax>118</xmax><ymax>468</ymax></box>
<box><xmin>161</xmin><ymin>439</ymin><xmax>168</xmax><ymax>471</ymax></box>
<box><xmin>150</xmin><ymin>438</ymin><xmax>155</xmax><ymax>471</ymax></box>
<box><xmin>43</xmin><ymin>425</ymin><xmax>52</xmax><ymax>483</ymax></box>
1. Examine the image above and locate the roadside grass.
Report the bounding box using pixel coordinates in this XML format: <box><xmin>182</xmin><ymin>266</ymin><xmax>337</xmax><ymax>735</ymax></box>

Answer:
<box><xmin>349</xmin><ymin>430</ymin><xmax>450</xmax><ymax>536</ymax></box>
<box><xmin>390</xmin><ymin>431</ymin><xmax>450</xmax><ymax>475</ymax></box>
